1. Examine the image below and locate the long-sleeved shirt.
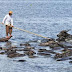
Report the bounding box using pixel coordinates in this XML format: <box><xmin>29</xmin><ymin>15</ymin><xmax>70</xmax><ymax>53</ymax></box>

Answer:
<box><xmin>2</xmin><ymin>14</ymin><xmax>13</xmax><ymax>26</ymax></box>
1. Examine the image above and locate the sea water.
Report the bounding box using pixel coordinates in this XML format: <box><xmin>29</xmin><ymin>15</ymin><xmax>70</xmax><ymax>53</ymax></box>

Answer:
<box><xmin>0</xmin><ymin>0</ymin><xmax>72</xmax><ymax>72</ymax></box>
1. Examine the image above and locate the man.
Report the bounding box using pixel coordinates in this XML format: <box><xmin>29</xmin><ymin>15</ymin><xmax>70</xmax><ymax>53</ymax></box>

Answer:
<box><xmin>2</xmin><ymin>11</ymin><xmax>14</xmax><ymax>38</ymax></box>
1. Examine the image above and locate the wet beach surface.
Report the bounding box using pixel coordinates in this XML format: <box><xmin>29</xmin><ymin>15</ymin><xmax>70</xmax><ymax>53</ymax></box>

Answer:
<box><xmin>0</xmin><ymin>0</ymin><xmax>72</xmax><ymax>72</ymax></box>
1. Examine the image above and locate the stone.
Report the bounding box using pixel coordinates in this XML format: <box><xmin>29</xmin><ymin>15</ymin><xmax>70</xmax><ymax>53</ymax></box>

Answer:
<box><xmin>69</xmin><ymin>61</ymin><xmax>72</xmax><ymax>63</ymax></box>
<box><xmin>15</xmin><ymin>49</ymin><xmax>25</xmax><ymax>51</ymax></box>
<box><xmin>25</xmin><ymin>46</ymin><xmax>35</xmax><ymax>49</ymax></box>
<box><xmin>24</xmin><ymin>50</ymin><xmax>36</xmax><ymax>56</ymax></box>
<box><xmin>0</xmin><ymin>47</ymin><xmax>2</xmax><ymax>50</ymax></box>
<box><xmin>23</xmin><ymin>48</ymin><xmax>31</xmax><ymax>51</ymax></box>
<box><xmin>49</xmin><ymin>42</ymin><xmax>60</xmax><ymax>48</ymax></box>
<box><xmin>40</xmin><ymin>38</ymin><xmax>55</xmax><ymax>43</ymax></box>
<box><xmin>37</xmin><ymin>52</ymin><xmax>51</xmax><ymax>56</ymax></box>
<box><xmin>28</xmin><ymin>55</ymin><xmax>38</xmax><ymax>58</ymax></box>
<box><xmin>54</xmin><ymin>49</ymin><xmax>72</xmax><ymax>59</ymax></box>
<box><xmin>38</xmin><ymin>49</ymin><xmax>47</xmax><ymax>52</ymax></box>
<box><xmin>0</xmin><ymin>37</ymin><xmax>11</xmax><ymax>42</ymax></box>
<box><xmin>7</xmin><ymin>53</ymin><xmax>25</xmax><ymax>58</ymax></box>
<box><xmin>39</xmin><ymin>41</ymin><xmax>55</xmax><ymax>46</ymax></box>
<box><xmin>56</xmin><ymin>57</ymin><xmax>69</xmax><ymax>61</ymax></box>
<box><xmin>69</xmin><ymin>57</ymin><xmax>72</xmax><ymax>60</ymax></box>
<box><xmin>6</xmin><ymin>50</ymin><xmax>16</xmax><ymax>55</ymax></box>
<box><xmin>38</xmin><ymin>49</ymin><xmax>56</xmax><ymax>54</ymax></box>
<box><xmin>13</xmin><ymin>60</ymin><xmax>26</xmax><ymax>62</ymax></box>
<box><xmin>20</xmin><ymin>43</ymin><xmax>31</xmax><ymax>46</ymax></box>
<box><xmin>56</xmin><ymin>30</ymin><xmax>72</xmax><ymax>42</ymax></box>
<box><xmin>0</xmin><ymin>52</ymin><xmax>5</xmax><ymax>54</ymax></box>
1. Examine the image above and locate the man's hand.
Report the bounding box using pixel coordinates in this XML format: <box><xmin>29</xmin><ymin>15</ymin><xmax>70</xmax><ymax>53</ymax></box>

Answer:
<box><xmin>12</xmin><ymin>26</ymin><xmax>14</xmax><ymax>27</ymax></box>
<box><xmin>10</xmin><ymin>25</ymin><xmax>14</xmax><ymax>27</ymax></box>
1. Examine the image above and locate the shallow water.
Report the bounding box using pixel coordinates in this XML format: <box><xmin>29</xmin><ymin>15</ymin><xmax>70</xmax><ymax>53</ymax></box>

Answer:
<box><xmin>0</xmin><ymin>0</ymin><xmax>72</xmax><ymax>72</ymax></box>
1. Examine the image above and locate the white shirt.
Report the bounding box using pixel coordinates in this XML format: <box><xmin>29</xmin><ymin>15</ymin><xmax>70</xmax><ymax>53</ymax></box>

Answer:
<box><xmin>2</xmin><ymin>14</ymin><xmax>13</xmax><ymax>26</ymax></box>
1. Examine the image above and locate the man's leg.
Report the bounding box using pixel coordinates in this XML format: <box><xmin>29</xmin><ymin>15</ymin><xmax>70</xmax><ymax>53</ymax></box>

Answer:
<box><xmin>9</xmin><ymin>27</ymin><xmax>12</xmax><ymax>37</ymax></box>
<box><xmin>6</xmin><ymin>25</ymin><xmax>9</xmax><ymax>38</ymax></box>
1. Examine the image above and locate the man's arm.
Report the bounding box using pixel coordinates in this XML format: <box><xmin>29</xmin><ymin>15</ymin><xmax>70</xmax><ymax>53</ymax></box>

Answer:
<box><xmin>2</xmin><ymin>15</ymin><xmax>7</xmax><ymax>24</ymax></box>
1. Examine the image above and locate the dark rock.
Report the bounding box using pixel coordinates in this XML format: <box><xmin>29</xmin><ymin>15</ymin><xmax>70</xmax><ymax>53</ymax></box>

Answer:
<box><xmin>54</xmin><ymin>49</ymin><xmax>72</xmax><ymax>59</ymax></box>
<box><xmin>49</xmin><ymin>42</ymin><xmax>60</xmax><ymax>48</ymax></box>
<box><xmin>0</xmin><ymin>47</ymin><xmax>2</xmax><ymax>50</ymax></box>
<box><xmin>69</xmin><ymin>61</ymin><xmax>72</xmax><ymax>63</ymax></box>
<box><xmin>5</xmin><ymin>49</ymin><xmax>25</xmax><ymax>58</ymax></box>
<box><xmin>13</xmin><ymin>60</ymin><xmax>26</xmax><ymax>62</ymax></box>
<box><xmin>6</xmin><ymin>50</ymin><xmax>16</xmax><ymax>55</ymax></box>
<box><xmin>54</xmin><ymin>53</ymin><xmax>63</xmax><ymax>59</ymax></box>
<box><xmin>56</xmin><ymin>30</ymin><xmax>72</xmax><ymax>42</ymax></box>
<box><xmin>25</xmin><ymin>46</ymin><xmax>35</xmax><ymax>49</ymax></box>
<box><xmin>0</xmin><ymin>37</ymin><xmax>11</xmax><ymax>42</ymax></box>
<box><xmin>69</xmin><ymin>57</ymin><xmax>72</xmax><ymax>60</ymax></box>
<box><xmin>48</xmin><ymin>38</ymin><xmax>55</xmax><ymax>41</ymax></box>
<box><xmin>0</xmin><ymin>52</ymin><xmax>5</xmax><ymax>54</ymax></box>
<box><xmin>38</xmin><ymin>49</ymin><xmax>56</xmax><ymax>54</ymax></box>
<box><xmin>57</xmin><ymin>30</ymin><xmax>70</xmax><ymax>38</ymax></box>
<box><xmin>39</xmin><ymin>41</ymin><xmax>64</xmax><ymax>48</ymax></box>
<box><xmin>11</xmin><ymin>46</ymin><xmax>18</xmax><ymax>48</ymax></box>
<box><xmin>38</xmin><ymin>49</ymin><xmax>47</xmax><ymax>52</ymax></box>
<box><xmin>41</xmin><ymin>38</ymin><xmax>55</xmax><ymax>43</ymax></box>
<box><xmin>56</xmin><ymin>37</ymin><xmax>66</xmax><ymax>42</ymax></box>
<box><xmin>28</xmin><ymin>55</ymin><xmax>38</xmax><ymax>58</ymax></box>
<box><xmin>49</xmin><ymin>41</ymin><xmax>72</xmax><ymax>48</ymax></box>
<box><xmin>51</xmin><ymin>47</ymin><xmax>62</xmax><ymax>50</ymax></box>
<box><xmin>15</xmin><ymin>49</ymin><xmax>25</xmax><ymax>51</ymax></box>
<box><xmin>15</xmin><ymin>47</ymin><xmax>34</xmax><ymax>51</ymax></box>
<box><xmin>37</xmin><ymin>52</ymin><xmax>51</xmax><ymax>56</ymax></box>
<box><xmin>56</xmin><ymin>57</ymin><xmax>69</xmax><ymax>61</ymax></box>
<box><xmin>7</xmin><ymin>53</ymin><xmax>25</xmax><ymax>58</ymax></box>
<box><xmin>39</xmin><ymin>41</ymin><xmax>55</xmax><ymax>46</ymax></box>
<box><xmin>23</xmin><ymin>48</ymin><xmax>31</xmax><ymax>51</ymax></box>
<box><xmin>24</xmin><ymin>50</ymin><xmax>36</xmax><ymax>56</ymax></box>
<box><xmin>20</xmin><ymin>43</ymin><xmax>31</xmax><ymax>46</ymax></box>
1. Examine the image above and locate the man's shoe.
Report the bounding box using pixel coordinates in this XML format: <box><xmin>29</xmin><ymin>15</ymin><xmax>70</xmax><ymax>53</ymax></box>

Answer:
<box><xmin>6</xmin><ymin>36</ymin><xmax>10</xmax><ymax>39</ymax></box>
<box><xmin>10</xmin><ymin>35</ymin><xmax>13</xmax><ymax>37</ymax></box>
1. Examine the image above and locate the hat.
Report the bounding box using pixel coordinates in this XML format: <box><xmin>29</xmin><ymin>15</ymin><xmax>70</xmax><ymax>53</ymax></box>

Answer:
<box><xmin>9</xmin><ymin>11</ymin><xmax>13</xmax><ymax>14</ymax></box>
